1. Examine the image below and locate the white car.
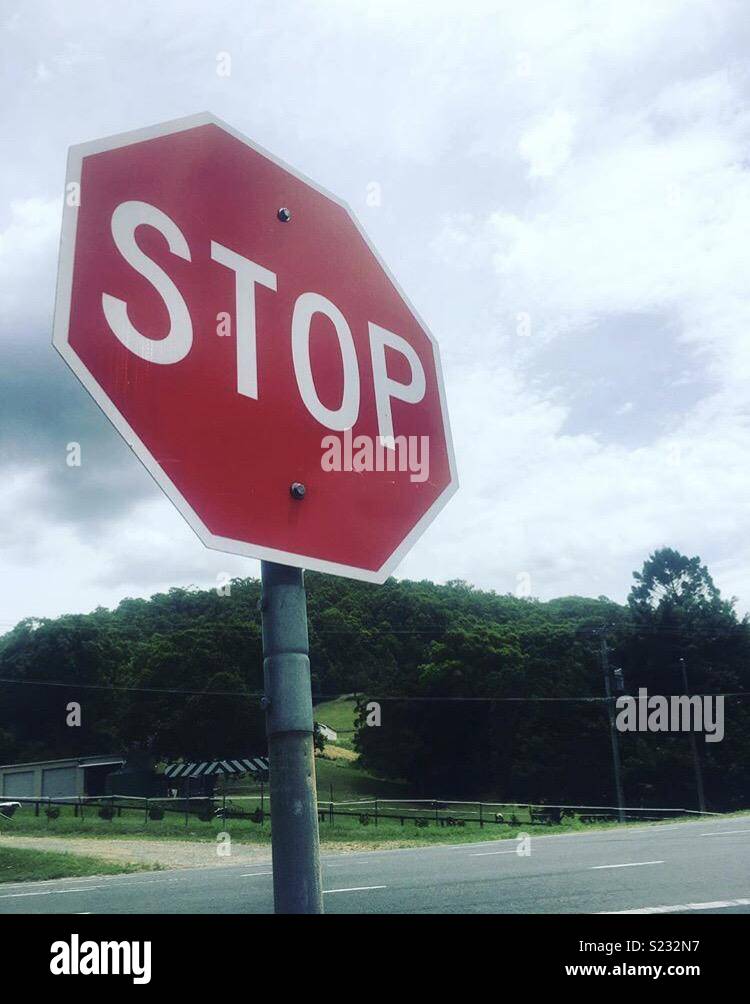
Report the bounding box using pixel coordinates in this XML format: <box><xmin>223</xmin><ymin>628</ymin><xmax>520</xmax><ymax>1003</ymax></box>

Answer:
<box><xmin>0</xmin><ymin>801</ymin><xmax>21</xmax><ymax>819</ymax></box>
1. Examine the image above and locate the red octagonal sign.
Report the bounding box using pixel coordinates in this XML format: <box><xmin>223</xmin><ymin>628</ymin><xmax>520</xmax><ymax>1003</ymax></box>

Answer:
<box><xmin>53</xmin><ymin>114</ymin><xmax>457</xmax><ymax>582</ymax></box>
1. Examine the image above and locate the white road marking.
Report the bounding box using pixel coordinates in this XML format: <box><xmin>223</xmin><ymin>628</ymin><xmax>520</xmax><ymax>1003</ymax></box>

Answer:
<box><xmin>444</xmin><ymin>842</ymin><xmax>506</xmax><ymax>850</ymax></box>
<box><xmin>0</xmin><ymin>884</ymin><xmax>107</xmax><ymax>899</ymax></box>
<box><xmin>323</xmin><ymin>885</ymin><xmax>386</xmax><ymax>894</ymax></box>
<box><xmin>700</xmin><ymin>829</ymin><xmax>750</xmax><ymax>836</ymax></box>
<box><xmin>590</xmin><ymin>860</ymin><xmax>664</xmax><ymax>870</ymax></box>
<box><xmin>603</xmin><ymin>898</ymin><xmax>750</xmax><ymax>915</ymax></box>
<box><xmin>240</xmin><ymin>871</ymin><xmax>272</xmax><ymax>877</ymax></box>
<box><xmin>470</xmin><ymin>849</ymin><xmax>520</xmax><ymax>857</ymax></box>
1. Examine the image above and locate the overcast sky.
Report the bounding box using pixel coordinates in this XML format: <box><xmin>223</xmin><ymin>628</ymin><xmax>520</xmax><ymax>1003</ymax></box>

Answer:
<box><xmin>1</xmin><ymin>0</ymin><xmax>749</xmax><ymax>630</ymax></box>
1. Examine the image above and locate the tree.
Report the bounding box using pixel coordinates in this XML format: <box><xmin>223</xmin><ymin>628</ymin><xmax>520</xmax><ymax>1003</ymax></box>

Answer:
<box><xmin>173</xmin><ymin>671</ymin><xmax>264</xmax><ymax>760</ymax></box>
<box><xmin>622</xmin><ymin>548</ymin><xmax>750</xmax><ymax>809</ymax></box>
<box><xmin>0</xmin><ymin>561</ymin><xmax>747</xmax><ymax>809</ymax></box>
<box><xmin>628</xmin><ymin>547</ymin><xmax>733</xmax><ymax>622</ymax></box>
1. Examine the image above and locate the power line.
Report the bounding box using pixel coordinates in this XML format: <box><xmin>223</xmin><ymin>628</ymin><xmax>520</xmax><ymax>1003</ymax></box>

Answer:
<box><xmin>0</xmin><ymin>676</ymin><xmax>746</xmax><ymax>701</ymax></box>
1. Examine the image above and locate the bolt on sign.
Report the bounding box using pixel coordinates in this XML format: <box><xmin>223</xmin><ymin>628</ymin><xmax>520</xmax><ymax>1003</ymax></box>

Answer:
<box><xmin>53</xmin><ymin>114</ymin><xmax>457</xmax><ymax>580</ymax></box>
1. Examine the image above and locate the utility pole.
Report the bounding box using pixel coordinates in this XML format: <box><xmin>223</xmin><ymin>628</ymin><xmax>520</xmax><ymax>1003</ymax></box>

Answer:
<box><xmin>679</xmin><ymin>656</ymin><xmax>707</xmax><ymax>814</ymax></box>
<box><xmin>600</xmin><ymin>631</ymin><xmax>625</xmax><ymax>823</ymax></box>
<box><xmin>260</xmin><ymin>561</ymin><xmax>323</xmax><ymax>914</ymax></box>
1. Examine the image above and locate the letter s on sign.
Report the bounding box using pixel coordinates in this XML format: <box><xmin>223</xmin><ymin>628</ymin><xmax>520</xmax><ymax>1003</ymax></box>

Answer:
<box><xmin>102</xmin><ymin>201</ymin><xmax>193</xmax><ymax>364</ymax></box>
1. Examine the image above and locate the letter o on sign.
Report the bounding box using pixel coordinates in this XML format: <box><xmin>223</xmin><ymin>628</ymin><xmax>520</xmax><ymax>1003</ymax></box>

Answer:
<box><xmin>291</xmin><ymin>291</ymin><xmax>360</xmax><ymax>431</ymax></box>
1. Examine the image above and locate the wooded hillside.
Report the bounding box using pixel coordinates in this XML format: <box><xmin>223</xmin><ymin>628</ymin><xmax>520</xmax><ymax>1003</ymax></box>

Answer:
<box><xmin>1</xmin><ymin>549</ymin><xmax>747</xmax><ymax>809</ymax></box>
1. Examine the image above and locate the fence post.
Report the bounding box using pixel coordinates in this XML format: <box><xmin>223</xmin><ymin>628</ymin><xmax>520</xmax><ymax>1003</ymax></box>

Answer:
<box><xmin>375</xmin><ymin>796</ymin><xmax>378</xmax><ymax>827</ymax></box>
<box><xmin>479</xmin><ymin>802</ymin><xmax>483</xmax><ymax>829</ymax></box>
<box><xmin>144</xmin><ymin>798</ymin><xmax>149</xmax><ymax>826</ymax></box>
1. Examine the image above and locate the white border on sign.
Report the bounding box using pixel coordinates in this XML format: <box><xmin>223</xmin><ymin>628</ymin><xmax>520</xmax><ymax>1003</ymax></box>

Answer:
<box><xmin>52</xmin><ymin>112</ymin><xmax>459</xmax><ymax>584</ymax></box>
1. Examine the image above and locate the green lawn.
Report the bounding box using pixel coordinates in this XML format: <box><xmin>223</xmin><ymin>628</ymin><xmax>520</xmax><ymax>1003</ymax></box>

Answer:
<box><xmin>0</xmin><ymin>807</ymin><xmax>611</xmax><ymax>848</ymax></box>
<box><xmin>314</xmin><ymin>697</ymin><xmax>358</xmax><ymax>749</ymax></box>
<box><xmin>0</xmin><ymin>798</ymin><xmax>706</xmax><ymax>849</ymax></box>
<box><xmin>222</xmin><ymin>744</ymin><xmax>410</xmax><ymax>804</ymax></box>
<box><xmin>1</xmin><ymin>740</ymin><xmax>719</xmax><ymax>849</ymax></box>
<box><xmin>313</xmin><ymin>757</ymin><xmax>410</xmax><ymax>802</ymax></box>
<box><xmin>0</xmin><ymin>845</ymin><xmax>152</xmax><ymax>883</ymax></box>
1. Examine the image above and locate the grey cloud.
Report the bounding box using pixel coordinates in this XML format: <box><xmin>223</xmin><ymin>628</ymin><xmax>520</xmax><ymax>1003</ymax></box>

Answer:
<box><xmin>523</xmin><ymin>312</ymin><xmax>717</xmax><ymax>448</ymax></box>
<box><xmin>0</xmin><ymin>332</ymin><xmax>159</xmax><ymax>531</ymax></box>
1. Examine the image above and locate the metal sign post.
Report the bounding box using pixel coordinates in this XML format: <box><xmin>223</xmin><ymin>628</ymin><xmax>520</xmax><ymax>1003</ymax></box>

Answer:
<box><xmin>260</xmin><ymin>560</ymin><xmax>323</xmax><ymax>914</ymax></box>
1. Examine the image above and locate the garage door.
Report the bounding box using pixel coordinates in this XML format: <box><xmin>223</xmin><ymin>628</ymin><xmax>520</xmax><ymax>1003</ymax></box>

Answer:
<box><xmin>41</xmin><ymin>766</ymin><xmax>77</xmax><ymax>797</ymax></box>
<box><xmin>3</xmin><ymin>771</ymin><xmax>34</xmax><ymax>797</ymax></box>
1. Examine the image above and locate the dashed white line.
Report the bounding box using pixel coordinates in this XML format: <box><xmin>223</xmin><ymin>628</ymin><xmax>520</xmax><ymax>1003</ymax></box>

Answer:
<box><xmin>0</xmin><ymin>885</ymin><xmax>107</xmax><ymax>899</ymax></box>
<box><xmin>240</xmin><ymin>871</ymin><xmax>272</xmax><ymax>877</ymax></box>
<box><xmin>470</xmin><ymin>849</ymin><xmax>520</xmax><ymax>857</ymax></box>
<box><xmin>603</xmin><ymin>898</ymin><xmax>750</xmax><ymax>914</ymax></box>
<box><xmin>590</xmin><ymin>861</ymin><xmax>664</xmax><ymax>870</ymax></box>
<box><xmin>322</xmin><ymin>858</ymin><xmax>375</xmax><ymax>867</ymax></box>
<box><xmin>323</xmin><ymin>885</ymin><xmax>386</xmax><ymax>894</ymax></box>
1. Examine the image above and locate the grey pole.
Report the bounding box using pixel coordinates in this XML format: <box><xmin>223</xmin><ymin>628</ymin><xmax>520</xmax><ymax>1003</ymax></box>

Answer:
<box><xmin>679</xmin><ymin>657</ymin><xmax>707</xmax><ymax>814</ymax></box>
<box><xmin>600</xmin><ymin>632</ymin><xmax>625</xmax><ymax>823</ymax></box>
<box><xmin>260</xmin><ymin>560</ymin><xmax>323</xmax><ymax>914</ymax></box>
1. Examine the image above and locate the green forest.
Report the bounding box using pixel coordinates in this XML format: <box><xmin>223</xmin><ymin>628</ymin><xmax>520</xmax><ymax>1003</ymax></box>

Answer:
<box><xmin>1</xmin><ymin>548</ymin><xmax>748</xmax><ymax>810</ymax></box>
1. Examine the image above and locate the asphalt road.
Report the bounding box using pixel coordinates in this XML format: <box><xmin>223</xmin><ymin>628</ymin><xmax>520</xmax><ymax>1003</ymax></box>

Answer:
<box><xmin>2</xmin><ymin>813</ymin><xmax>749</xmax><ymax>914</ymax></box>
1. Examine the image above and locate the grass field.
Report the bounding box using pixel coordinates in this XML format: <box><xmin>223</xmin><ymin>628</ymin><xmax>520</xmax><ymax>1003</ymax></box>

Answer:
<box><xmin>0</xmin><ymin>798</ymin><xmax>706</xmax><ymax>849</ymax></box>
<box><xmin>0</xmin><ymin>707</ymin><xmax>717</xmax><ymax>852</ymax></box>
<box><xmin>314</xmin><ymin>697</ymin><xmax>358</xmax><ymax>750</ymax></box>
<box><xmin>0</xmin><ymin>807</ymin><xmax>614</xmax><ymax>847</ymax></box>
<box><xmin>223</xmin><ymin>733</ymin><xmax>410</xmax><ymax>804</ymax></box>
<box><xmin>312</xmin><ymin>757</ymin><xmax>410</xmax><ymax>801</ymax></box>
<box><xmin>0</xmin><ymin>845</ymin><xmax>152</xmax><ymax>883</ymax></box>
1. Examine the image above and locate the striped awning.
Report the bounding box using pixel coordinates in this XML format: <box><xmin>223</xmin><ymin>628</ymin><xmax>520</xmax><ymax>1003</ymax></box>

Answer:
<box><xmin>163</xmin><ymin>757</ymin><xmax>269</xmax><ymax>779</ymax></box>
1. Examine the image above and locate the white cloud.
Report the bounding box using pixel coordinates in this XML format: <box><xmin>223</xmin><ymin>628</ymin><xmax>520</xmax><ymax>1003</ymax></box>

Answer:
<box><xmin>519</xmin><ymin>110</ymin><xmax>575</xmax><ymax>178</ymax></box>
<box><xmin>0</xmin><ymin>198</ymin><xmax>61</xmax><ymax>330</ymax></box>
<box><xmin>2</xmin><ymin>0</ymin><xmax>750</xmax><ymax>626</ymax></box>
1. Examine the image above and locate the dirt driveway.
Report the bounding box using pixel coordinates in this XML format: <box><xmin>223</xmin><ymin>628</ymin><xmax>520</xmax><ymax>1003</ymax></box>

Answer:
<box><xmin>0</xmin><ymin>834</ymin><xmax>273</xmax><ymax>870</ymax></box>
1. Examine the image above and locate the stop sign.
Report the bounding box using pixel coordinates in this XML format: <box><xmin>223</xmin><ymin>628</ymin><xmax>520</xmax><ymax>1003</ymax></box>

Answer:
<box><xmin>53</xmin><ymin>114</ymin><xmax>457</xmax><ymax>582</ymax></box>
